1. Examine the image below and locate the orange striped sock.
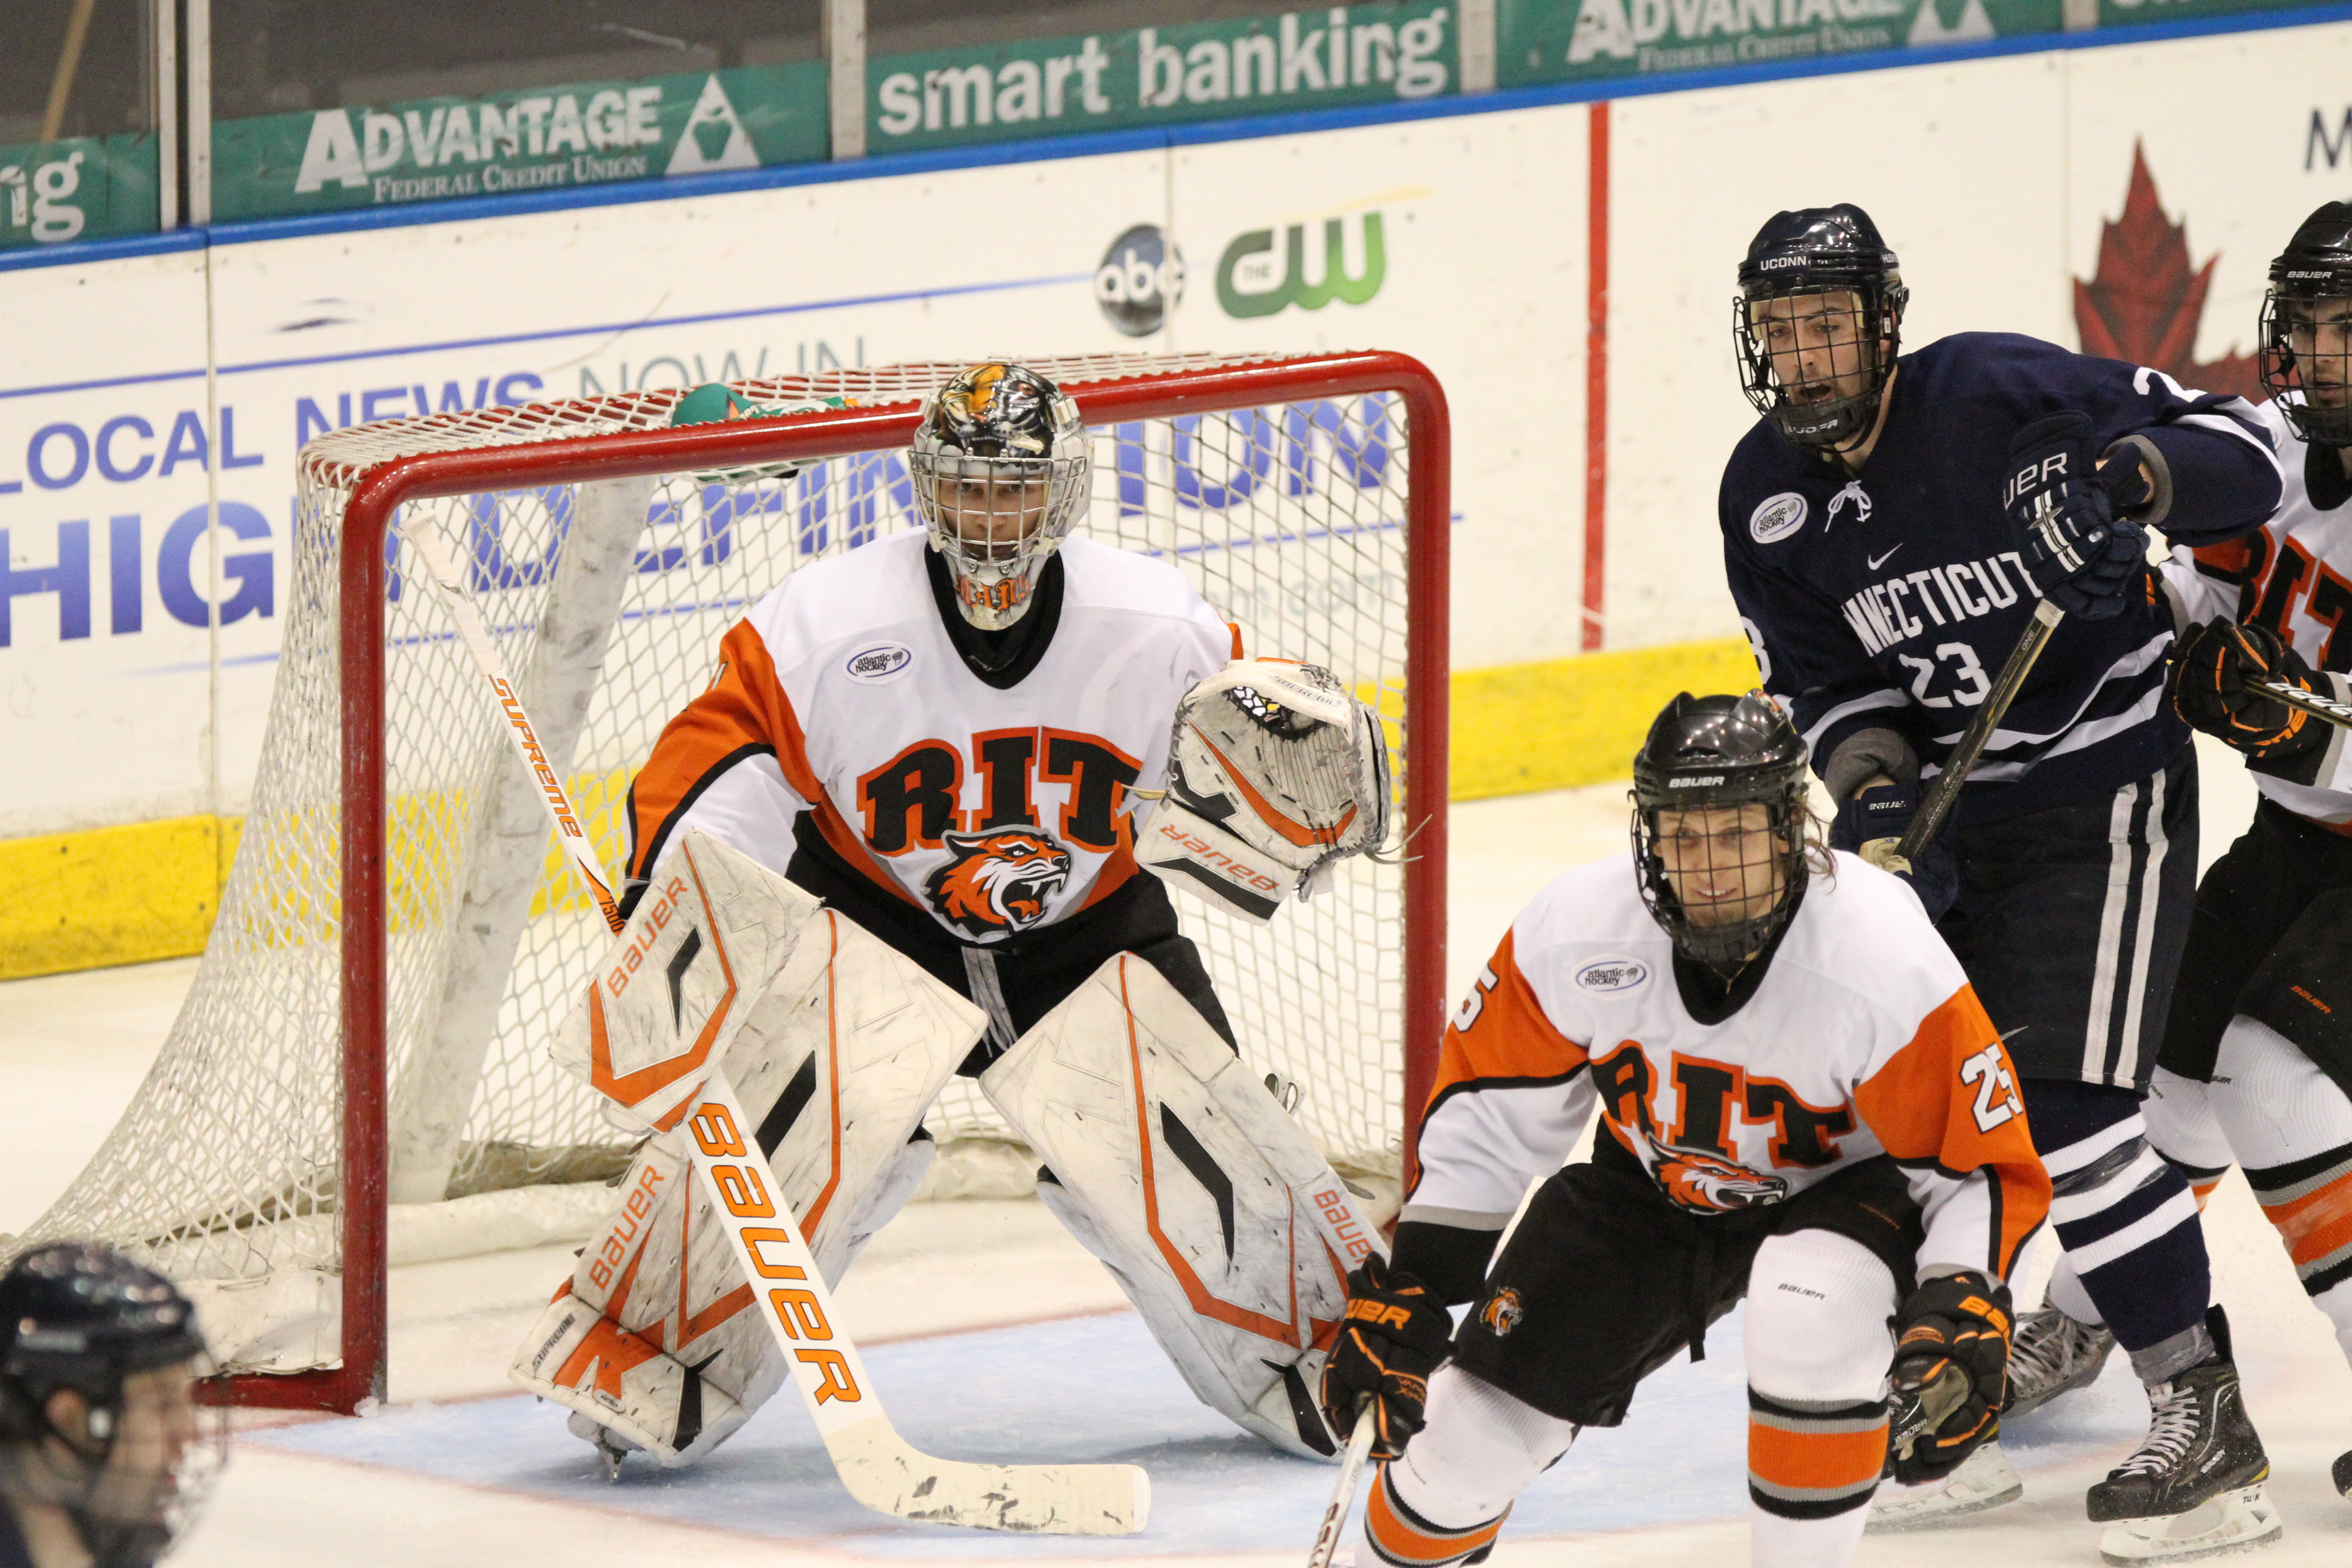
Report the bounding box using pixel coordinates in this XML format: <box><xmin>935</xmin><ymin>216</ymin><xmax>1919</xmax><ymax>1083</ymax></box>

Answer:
<box><xmin>2249</xmin><ymin>1145</ymin><xmax>2352</xmax><ymax>1298</ymax></box>
<box><xmin>1747</xmin><ymin>1389</ymin><xmax>1888</xmax><ymax>1520</ymax></box>
<box><xmin>1363</xmin><ymin>1463</ymin><xmax>1509</xmax><ymax>1568</ymax></box>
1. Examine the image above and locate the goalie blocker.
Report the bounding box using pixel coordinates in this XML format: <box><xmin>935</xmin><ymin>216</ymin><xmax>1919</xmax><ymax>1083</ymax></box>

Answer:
<box><xmin>514</xmin><ymin>829</ymin><xmax>1385</xmax><ymax>1467</ymax></box>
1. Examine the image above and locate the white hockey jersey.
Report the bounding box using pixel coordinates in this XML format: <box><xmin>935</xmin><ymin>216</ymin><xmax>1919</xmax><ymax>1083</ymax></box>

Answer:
<box><xmin>2160</xmin><ymin>393</ymin><xmax>2352</xmax><ymax>828</ymax></box>
<box><xmin>1406</xmin><ymin>853</ymin><xmax>2049</xmax><ymax>1283</ymax></box>
<box><xmin>622</xmin><ymin>529</ymin><xmax>1238</xmax><ymax>942</ymax></box>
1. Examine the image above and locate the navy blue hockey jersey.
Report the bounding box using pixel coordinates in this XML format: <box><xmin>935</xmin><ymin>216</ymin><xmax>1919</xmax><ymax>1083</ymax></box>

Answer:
<box><xmin>1721</xmin><ymin>333</ymin><xmax>2281</xmax><ymax>824</ymax></box>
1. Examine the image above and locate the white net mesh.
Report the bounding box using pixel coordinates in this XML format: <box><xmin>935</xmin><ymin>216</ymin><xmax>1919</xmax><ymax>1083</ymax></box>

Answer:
<box><xmin>15</xmin><ymin>353</ymin><xmax>1426</xmax><ymax>1374</ymax></box>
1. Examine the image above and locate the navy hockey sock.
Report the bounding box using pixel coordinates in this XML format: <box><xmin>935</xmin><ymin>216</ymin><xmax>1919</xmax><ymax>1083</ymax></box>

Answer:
<box><xmin>2025</xmin><ymin>1078</ymin><xmax>2210</xmax><ymax>1367</ymax></box>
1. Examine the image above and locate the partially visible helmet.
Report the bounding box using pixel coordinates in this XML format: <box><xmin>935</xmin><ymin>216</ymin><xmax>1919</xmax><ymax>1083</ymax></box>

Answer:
<box><xmin>908</xmin><ymin>363</ymin><xmax>1091</xmax><ymax>629</ymax></box>
<box><xmin>2260</xmin><ymin>201</ymin><xmax>2352</xmax><ymax>448</ymax></box>
<box><xmin>1631</xmin><ymin>692</ymin><xmax>1813</xmax><ymax>970</ymax></box>
<box><xmin>0</xmin><ymin>1245</ymin><xmax>221</xmax><ymax>1568</ymax></box>
<box><xmin>1734</xmin><ymin>204</ymin><xmax>1908</xmax><ymax>451</ymax></box>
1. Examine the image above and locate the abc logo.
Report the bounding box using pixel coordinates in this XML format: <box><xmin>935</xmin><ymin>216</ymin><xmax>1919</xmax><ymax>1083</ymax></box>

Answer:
<box><xmin>1096</xmin><ymin>224</ymin><xmax>1186</xmax><ymax>338</ymax></box>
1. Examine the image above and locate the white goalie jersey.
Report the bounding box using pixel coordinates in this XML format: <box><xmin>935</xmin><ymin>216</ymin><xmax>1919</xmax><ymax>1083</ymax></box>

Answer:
<box><xmin>618</xmin><ymin>528</ymin><xmax>1240</xmax><ymax>940</ymax></box>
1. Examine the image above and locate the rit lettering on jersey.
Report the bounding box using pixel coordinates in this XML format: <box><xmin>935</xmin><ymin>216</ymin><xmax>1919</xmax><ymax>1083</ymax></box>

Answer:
<box><xmin>856</xmin><ymin>728</ymin><xmax>1140</xmax><ymax>938</ymax></box>
<box><xmin>1586</xmin><ymin>1044</ymin><xmax>1857</xmax><ymax>1214</ymax></box>
<box><xmin>2207</xmin><ymin>529</ymin><xmax>2352</xmax><ymax>674</ymax></box>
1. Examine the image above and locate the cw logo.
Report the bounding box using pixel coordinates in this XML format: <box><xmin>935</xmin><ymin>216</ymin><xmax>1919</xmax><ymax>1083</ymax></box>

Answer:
<box><xmin>1216</xmin><ymin>211</ymin><xmax>1386</xmax><ymax>319</ymax></box>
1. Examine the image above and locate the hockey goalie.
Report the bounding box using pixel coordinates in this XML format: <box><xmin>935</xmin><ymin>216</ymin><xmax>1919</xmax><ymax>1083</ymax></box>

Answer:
<box><xmin>509</xmin><ymin>362</ymin><xmax>1395</xmax><ymax>1474</ymax></box>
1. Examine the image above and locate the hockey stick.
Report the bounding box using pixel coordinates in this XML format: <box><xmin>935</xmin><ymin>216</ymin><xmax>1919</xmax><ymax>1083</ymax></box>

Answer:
<box><xmin>1305</xmin><ymin>1406</ymin><xmax>1380</xmax><ymax>1568</ymax></box>
<box><xmin>1866</xmin><ymin>598</ymin><xmax>2065</xmax><ymax>874</ymax></box>
<box><xmin>399</xmin><ymin>518</ymin><xmax>1150</xmax><ymax>1534</ymax></box>
<box><xmin>2258</xmin><ymin>676</ymin><xmax>2352</xmax><ymax>731</ymax></box>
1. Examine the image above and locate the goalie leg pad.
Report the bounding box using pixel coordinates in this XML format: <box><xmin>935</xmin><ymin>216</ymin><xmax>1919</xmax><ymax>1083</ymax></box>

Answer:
<box><xmin>980</xmin><ymin>953</ymin><xmax>1383</xmax><ymax>1460</ymax></box>
<box><xmin>512</xmin><ymin>898</ymin><xmax>982</xmax><ymax>1465</ymax></box>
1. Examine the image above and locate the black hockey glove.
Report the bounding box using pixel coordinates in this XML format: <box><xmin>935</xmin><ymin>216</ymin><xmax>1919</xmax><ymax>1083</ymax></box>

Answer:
<box><xmin>1321</xmin><ymin>1254</ymin><xmax>1453</xmax><ymax>1460</ymax></box>
<box><xmin>1829</xmin><ymin>782</ymin><xmax>1959</xmax><ymax>923</ymax></box>
<box><xmin>1887</xmin><ymin>1270</ymin><xmax>2012</xmax><ymax>1485</ymax></box>
<box><xmin>2002</xmin><ymin>412</ymin><xmax>2149</xmax><ymax>621</ymax></box>
<box><xmin>2168</xmin><ymin>619</ymin><xmax>2331</xmax><ymax>779</ymax></box>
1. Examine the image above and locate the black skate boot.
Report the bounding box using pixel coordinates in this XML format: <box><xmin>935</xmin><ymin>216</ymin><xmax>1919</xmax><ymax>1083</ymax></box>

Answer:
<box><xmin>2005</xmin><ymin>1305</ymin><xmax>2117</xmax><ymax>1419</ymax></box>
<box><xmin>2086</xmin><ymin>1307</ymin><xmax>2282</xmax><ymax>1564</ymax></box>
<box><xmin>2333</xmin><ymin>1446</ymin><xmax>2352</xmax><ymax>1499</ymax></box>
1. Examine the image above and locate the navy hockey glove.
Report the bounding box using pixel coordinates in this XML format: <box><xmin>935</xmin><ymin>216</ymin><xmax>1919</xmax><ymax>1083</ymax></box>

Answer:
<box><xmin>2168</xmin><ymin>619</ymin><xmax>2331</xmax><ymax>779</ymax></box>
<box><xmin>1321</xmin><ymin>1255</ymin><xmax>1452</xmax><ymax>1460</ymax></box>
<box><xmin>2002</xmin><ymin>412</ymin><xmax>2148</xmax><ymax>620</ymax></box>
<box><xmin>1829</xmin><ymin>782</ymin><xmax>1959</xmax><ymax>923</ymax></box>
<box><xmin>1888</xmin><ymin>1270</ymin><xmax>2012</xmax><ymax>1485</ymax></box>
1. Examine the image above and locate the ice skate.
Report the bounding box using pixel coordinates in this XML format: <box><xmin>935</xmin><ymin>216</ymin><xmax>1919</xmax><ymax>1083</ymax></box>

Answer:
<box><xmin>2087</xmin><ymin>1312</ymin><xmax>2280</xmax><ymax>1563</ymax></box>
<box><xmin>2333</xmin><ymin>1447</ymin><xmax>2352</xmax><ymax>1499</ymax></box>
<box><xmin>2006</xmin><ymin>1305</ymin><xmax>2117</xmax><ymax>1418</ymax></box>
<box><xmin>1867</xmin><ymin>1440</ymin><xmax>2024</xmax><ymax>1529</ymax></box>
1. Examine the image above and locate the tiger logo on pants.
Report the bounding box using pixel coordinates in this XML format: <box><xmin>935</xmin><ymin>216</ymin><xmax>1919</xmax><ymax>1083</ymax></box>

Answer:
<box><xmin>924</xmin><ymin>829</ymin><xmax>1074</xmax><ymax>938</ymax></box>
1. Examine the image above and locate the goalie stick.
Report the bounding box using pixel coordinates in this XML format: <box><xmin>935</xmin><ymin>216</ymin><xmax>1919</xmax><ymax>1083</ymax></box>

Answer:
<box><xmin>399</xmin><ymin>516</ymin><xmax>1150</xmax><ymax>1535</ymax></box>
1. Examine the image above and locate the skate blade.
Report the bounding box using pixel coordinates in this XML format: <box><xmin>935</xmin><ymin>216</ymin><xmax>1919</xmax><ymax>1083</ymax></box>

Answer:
<box><xmin>2096</xmin><ymin>1484</ymin><xmax>2283</xmax><ymax>1565</ymax></box>
<box><xmin>1867</xmin><ymin>1446</ymin><xmax>2025</xmax><ymax>1531</ymax></box>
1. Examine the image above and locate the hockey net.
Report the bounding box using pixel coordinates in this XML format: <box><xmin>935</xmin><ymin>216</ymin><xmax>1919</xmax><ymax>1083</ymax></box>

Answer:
<box><xmin>14</xmin><ymin>350</ymin><xmax>1449</xmax><ymax>1410</ymax></box>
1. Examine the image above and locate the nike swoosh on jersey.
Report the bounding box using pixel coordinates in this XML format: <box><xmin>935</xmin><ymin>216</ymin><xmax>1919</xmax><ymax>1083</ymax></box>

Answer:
<box><xmin>1867</xmin><ymin>545</ymin><xmax>1903</xmax><ymax>570</ymax></box>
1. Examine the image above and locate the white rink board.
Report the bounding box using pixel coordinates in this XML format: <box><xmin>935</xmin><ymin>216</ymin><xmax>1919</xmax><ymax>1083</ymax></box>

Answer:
<box><xmin>7</xmin><ymin>20</ymin><xmax>2352</xmax><ymax>831</ymax></box>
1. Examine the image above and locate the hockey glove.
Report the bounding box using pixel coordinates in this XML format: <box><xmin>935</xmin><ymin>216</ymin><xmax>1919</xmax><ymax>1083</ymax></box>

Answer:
<box><xmin>1887</xmin><ymin>1270</ymin><xmax>2012</xmax><ymax>1485</ymax></box>
<box><xmin>2168</xmin><ymin>619</ymin><xmax>2331</xmax><ymax>779</ymax></box>
<box><xmin>1829</xmin><ymin>781</ymin><xmax>1959</xmax><ymax>923</ymax></box>
<box><xmin>2002</xmin><ymin>412</ymin><xmax>2149</xmax><ymax>621</ymax></box>
<box><xmin>1321</xmin><ymin>1254</ymin><xmax>1453</xmax><ymax>1460</ymax></box>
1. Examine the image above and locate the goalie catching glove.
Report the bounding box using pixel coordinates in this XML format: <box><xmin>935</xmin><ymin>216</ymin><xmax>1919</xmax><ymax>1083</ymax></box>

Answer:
<box><xmin>1319</xmin><ymin>1255</ymin><xmax>1453</xmax><ymax>1460</ymax></box>
<box><xmin>1137</xmin><ymin>659</ymin><xmax>1393</xmax><ymax>923</ymax></box>
<box><xmin>1887</xmin><ymin>1269</ymin><xmax>2012</xmax><ymax>1485</ymax></box>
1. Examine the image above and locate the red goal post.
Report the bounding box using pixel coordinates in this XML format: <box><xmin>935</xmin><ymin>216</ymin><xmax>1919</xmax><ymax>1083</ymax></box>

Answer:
<box><xmin>58</xmin><ymin>350</ymin><xmax>1450</xmax><ymax>1415</ymax></box>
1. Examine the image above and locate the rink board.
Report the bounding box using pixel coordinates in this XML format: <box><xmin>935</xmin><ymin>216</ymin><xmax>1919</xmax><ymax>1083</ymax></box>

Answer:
<box><xmin>243</xmin><ymin>1305</ymin><xmax>2153</xmax><ymax>1557</ymax></box>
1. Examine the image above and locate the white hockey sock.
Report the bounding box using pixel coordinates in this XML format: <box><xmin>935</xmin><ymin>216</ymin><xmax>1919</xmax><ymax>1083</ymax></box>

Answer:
<box><xmin>2044</xmin><ymin>1254</ymin><xmax>2105</xmax><ymax>1326</ymax></box>
<box><xmin>1751</xmin><ymin>1501</ymin><xmax>1872</xmax><ymax>1568</ymax></box>
<box><xmin>2212</xmin><ymin>1017</ymin><xmax>2352</xmax><ymax>1373</ymax></box>
<box><xmin>1384</xmin><ymin>1367</ymin><xmax>1575</xmax><ymax>1529</ymax></box>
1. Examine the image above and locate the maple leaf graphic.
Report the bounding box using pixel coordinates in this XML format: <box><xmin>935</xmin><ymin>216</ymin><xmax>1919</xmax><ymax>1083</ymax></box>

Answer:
<box><xmin>2073</xmin><ymin>141</ymin><xmax>2264</xmax><ymax>402</ymax></box>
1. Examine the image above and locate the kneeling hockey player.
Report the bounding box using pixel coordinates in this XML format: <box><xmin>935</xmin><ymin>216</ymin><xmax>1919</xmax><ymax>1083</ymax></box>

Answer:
<box><xmin>509</xmin><ymin>362</ymin><xmax>1393</xmax><ymax>1473</ymax></box>
<box><xmin>2140</xmin><ymin>201</ymin><xmax>2352</xmax><ymax>1508</ymax></box>
<box><xmin>1320</xmin><ymin>691</ymin><xmax>2048</xmax><ymax>1568</ymax></box>
<box><xmin>1717</xmin><ymin>203</ymin><xmax>2285</xmax><ymax>1552</ymax></box>
<box><xmin>0</xmin><ymin>1245</ymin><xmax>220</xmax><ymax>1568</ymax></box>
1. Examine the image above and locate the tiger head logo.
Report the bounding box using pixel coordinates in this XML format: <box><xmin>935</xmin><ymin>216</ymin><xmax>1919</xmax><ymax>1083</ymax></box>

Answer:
<box><xmin>924</xmin><ymin>829</ymin><xmax>1074</xmax><ymax>938</ymax></box>
<box><xmin>1651</xmin><ymin>1140</ymin><xmax>1788</xmax><ymax>1214</ymax></box>
<box><xmin>1477</xmin><ymin>1288</ymin><xmax>1524</xmax><ymax>1338</ymax></box>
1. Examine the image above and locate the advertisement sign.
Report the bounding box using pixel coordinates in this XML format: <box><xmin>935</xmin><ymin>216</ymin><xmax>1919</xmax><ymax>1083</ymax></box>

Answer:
<box><xmin>209</xmin><ymin>63</ymin><xmax>829</xmax><ymax>222</ymax></box>
<box><xmin>1496</xmin><ymin>0</ymin><xmax>2062</xmax><ymax>86</ymax></box>
<box><xmin>0</xmin><ymin>134</ymin><xmax>160</xmax><ymax>252</ymax></box>
<box><xmin>866</xmin><ymin>2</ymin><xmax>1457</xmax><ymax>153</ymax></box>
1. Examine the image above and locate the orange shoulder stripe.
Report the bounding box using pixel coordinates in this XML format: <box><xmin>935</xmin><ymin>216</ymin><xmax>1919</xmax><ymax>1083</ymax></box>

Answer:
<box><xmin>1426</xmin><ymin>929</ymin><xmax>1589</xmax><ymax>1116</ymax></box>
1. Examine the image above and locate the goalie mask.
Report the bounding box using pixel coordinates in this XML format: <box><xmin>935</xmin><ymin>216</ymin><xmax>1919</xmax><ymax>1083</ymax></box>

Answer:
<box><xmin>910</xmin><ymin>362</ymin><xmax>1092</xmax><ymax>630</ymax></box>
<box><xmin>2260</xmin><ymin>201</ymin><xmax>2352</xmax><ymax>448</ymax></box>
<box><xmin>1631</xmin><ymin>692</ymin><xmax>1812</xmax><ymax>971</ymax></box>
<box><xmin>1735</xmin><ymin>204</ymin><xmax>1907</xmax><ymax>453</ymax></box>
<box><xmin>0</xmin><ymin>1245</ymin><xmax>224</xmax><ymax>1568</ymax></box>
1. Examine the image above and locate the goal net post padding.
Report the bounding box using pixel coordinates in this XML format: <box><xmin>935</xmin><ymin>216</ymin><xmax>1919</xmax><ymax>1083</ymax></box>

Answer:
<box><xmin>15</xmin><ymin>351</ymin><xmax>1450</xmax><ymax>1414</ymax></box>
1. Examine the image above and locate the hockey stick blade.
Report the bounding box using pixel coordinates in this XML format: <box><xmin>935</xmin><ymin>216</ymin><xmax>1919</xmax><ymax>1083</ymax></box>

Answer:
<box><xmin>407</xmin><ymin>519</ymin><xmax>1150</xmax><ymax>1534</ymax></box>
<box><xmin>1306</xmin><ymin>1408</ymin><xmax>1379</xmax><ymax>1568</ymax></box>
<box><xmin>685</xmin><ymin>1073</ymin><xmax>1149</xmax><ymax>1535</ymax></box>
<box><xmin>2259</xmin><ymin>676</ymin><xmax>2352</xmax><ymax>731</ymax></box>
<box><xmin>1894</xmin><ymin>598</ymin><xmax>2064</xmax><ymax>866</ymax></box>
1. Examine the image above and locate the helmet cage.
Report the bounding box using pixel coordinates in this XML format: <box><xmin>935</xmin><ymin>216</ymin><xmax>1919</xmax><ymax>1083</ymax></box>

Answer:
<box><xmin>909</xmin><ymin>447</ymin><xmax>1091</xmax><ymax>628</ymax></box>
<box><xmin>1631</xmin><ymin>777</ymin><xmax>1810</xmax><ymax>969</ymax></box>
<box><xmin>1734</xmin><ymin>269</ymin><xmax>1907</xmax><ymax>451</ymax></box>
<box><xmin>2260</xmin><ymin>275</ymin><xmax>2352</xmax><ymax>448</ymax></box>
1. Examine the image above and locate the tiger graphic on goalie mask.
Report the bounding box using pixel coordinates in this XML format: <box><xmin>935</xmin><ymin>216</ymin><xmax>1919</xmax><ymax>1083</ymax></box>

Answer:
<box><xmin>924</xmin><ymin>828</ymin><xmax>1075</xmax><ymax>938</ymax></box>
<box><xmin>1648</xmin><ymin>1137</ymin><xmax>1789</xmax><ymax>1213</ymax></box>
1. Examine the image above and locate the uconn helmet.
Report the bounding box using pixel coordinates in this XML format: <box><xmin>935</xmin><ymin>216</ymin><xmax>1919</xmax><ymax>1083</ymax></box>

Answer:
<box><xmin>1631</xmin><ymin>692</ymin><xmax>1813</xmax><ymax>970</ymax></box>
<box><xmin>1735</xmin><ymin>205</ymin><xmax>1908</xmax><ymax>452</ymax></box>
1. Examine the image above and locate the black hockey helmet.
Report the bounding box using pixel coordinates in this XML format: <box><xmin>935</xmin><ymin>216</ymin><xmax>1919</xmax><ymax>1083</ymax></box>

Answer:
<box><xmin>0</xmin><ymin>1245</ymin><xmax>220</xmax><ymax>1567</ymax></box>
<box><xmin>1631</xmin><ymin>692</ymin><xmax>1813</xmax><ymax>970</ymax></box>
<box><xmin>1734</xmin><ymin>204</ymin><xmax>1908</xmax><ymax>452</ymax></box>
<box><xmin>2260</xmin><ymin>201</ymin><xmax>2352</xmax><ymax>447</ymax></box>
<box><xmin>909</xmin><ymin>363</ymin><xmax>1092</xmax><ymax>631</ymax></box>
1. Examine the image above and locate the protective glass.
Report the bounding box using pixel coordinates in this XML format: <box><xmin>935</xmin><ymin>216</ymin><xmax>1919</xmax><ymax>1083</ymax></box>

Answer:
<box><xmin>1733</xmin><ymin>284</ymin><xmax>1898</xmax><ymax>450</ymax></box>
<box><xmin>1632</xmin><ymin>798</ymin><xmax>1808</xmax><ymax>967</ymax></box>
<box><xmin>908</xmin><ymin>449</ymin><xmax>1090</xmax><ymax>629</ymax></box>
<box><xmin>2260</xmin><ymin>288</ymin><xmax>2352</xmax><ymax>447</ymax></box>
